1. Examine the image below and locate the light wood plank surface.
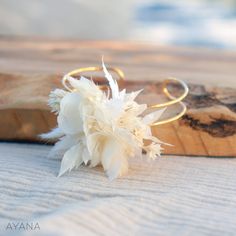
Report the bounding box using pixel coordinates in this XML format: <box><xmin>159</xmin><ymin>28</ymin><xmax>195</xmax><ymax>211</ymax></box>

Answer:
<box><xmin>0</xmin><ymin>142</ymin><xmax>236</xmax><ymax>236</ymax></box>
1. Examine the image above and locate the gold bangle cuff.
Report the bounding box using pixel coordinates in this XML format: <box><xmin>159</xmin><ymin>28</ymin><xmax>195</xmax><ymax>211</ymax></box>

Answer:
<box><xmin>63</xmin><ymin>66</ymin><xmax>124</xmax><ymax>92</ymax></box>
<box><xmin>64</xmin><ymin>67</ymin><xmax>188</xmax><ymax>126</ymax></box>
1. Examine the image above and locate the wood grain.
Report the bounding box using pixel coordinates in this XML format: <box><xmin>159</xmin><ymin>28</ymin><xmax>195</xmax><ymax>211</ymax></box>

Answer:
<box><xmin>0</xmin><ymin>37</ymin><xmax>235</xmax><ymax>156</ymax></box>
<box><xmin>1</xmin><ymin>142</ymin><xmax>236</xmax><ymax>235</ymax></box>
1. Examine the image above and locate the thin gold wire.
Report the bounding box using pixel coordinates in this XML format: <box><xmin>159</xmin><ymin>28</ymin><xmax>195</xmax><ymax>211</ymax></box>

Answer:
<box><xmin>63</xmin><ymin>66</ymin><xmax>125</xmax><ymax>91</ymax></box>
<box><xmin>150</xmin><ymin>77</ymin><xmax>189</xmax><ymax>126</ymax></box>
<box><xmin>63</xmin><ymin>67</ymin><xmax>189</xmax><ymax>126</ymax></box>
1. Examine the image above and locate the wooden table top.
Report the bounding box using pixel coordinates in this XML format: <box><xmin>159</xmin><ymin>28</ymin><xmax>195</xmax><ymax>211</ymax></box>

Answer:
<box><xmin>0</xmin><ymin>37</ymin><xmax>235</xmax><ymax>156</ymax></box>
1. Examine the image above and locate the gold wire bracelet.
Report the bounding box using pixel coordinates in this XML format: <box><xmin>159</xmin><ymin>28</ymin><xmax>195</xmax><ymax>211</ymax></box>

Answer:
<box><xmin>64</xmin><ymin>67</ymin><xmax>189</xmax><ymax>126</ymax></box>
<box><xmin>150</xmin><ymin>77</ymin><xmax>189</xmax><ymax>126</ymax></box>
<box><xmin>63</xmin><ymin>66</ymin><xmax>125</xmax><ymax>92</ymax></box>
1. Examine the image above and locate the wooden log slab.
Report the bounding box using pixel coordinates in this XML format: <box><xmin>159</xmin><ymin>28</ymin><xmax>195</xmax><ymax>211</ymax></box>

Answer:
<box><xmin>0</xmin><ymin>37</ymin><xmax>235</xmax><ymax>156</ymax></box>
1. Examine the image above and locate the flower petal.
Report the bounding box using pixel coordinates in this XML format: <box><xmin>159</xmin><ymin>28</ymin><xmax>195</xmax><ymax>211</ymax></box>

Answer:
<box><xmin>124</xmin><ymin>89</ymin><xmax>143</xmax><ymax>102</ymax></box>
<box><xmin>101</xmin><ymin>139</ymin><xmax>118</xmax><ymax>170</ymax></box>
<box><xmin>58</xmin><ymin>92</ymin><xmax>83</xmax><ymax>134</ymax></box>
<box><xmin>142</xmin><ymin>107</ymin><xmax>166</xmax><ymax>125</ymax></box>
<box><xmin>67</xmin><ymin>75</ymin><xmax>102</xmax><ymax>99</ymax></box>
<box><xmin>58</xmin><ymin>143</ymin><xmax>83</xmax><ymax>177</ymax></box>
<box><xmin>48</xmin><ymin>89</ymin><xmax>68</xmax><ymax>113</ymax></box>
<box><xmin>102</xmin><ymin>60</ymin><xmax>119</xmax><ymax>99</ymax></box>
<box><xmin>101</xmin><ymin>138</ymin><xmax>128</xmax><ymax>180</ymax></box>
<box><xmin>106</xmin><ymin>155</ymin><xmax>128</xmax><ymax>181</ymax></box>
<box><xmin>87</xmin><ymin>132</ymin><xmax>106</xmax><ymax>167</ymax></box>
<box><xmin>39</xmin><ymin>127</ymin><xmax>64</xmax><ymax>140</ymax></box>
<box><xmin>48</xmin><ymin>134</ymin><xmax>79</xmax><ymax>159</ymax></box>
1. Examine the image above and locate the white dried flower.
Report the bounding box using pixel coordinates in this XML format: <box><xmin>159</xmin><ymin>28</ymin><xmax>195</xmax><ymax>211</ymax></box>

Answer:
<box><xmin>48</xmin><ymin>89</ymin><xmax>68</xmax><ymax>114</ymax></box>
<box><xmin>41</xmin><ymin>62</ymin><xmax>168</xmax><ymax>180</ymax></box>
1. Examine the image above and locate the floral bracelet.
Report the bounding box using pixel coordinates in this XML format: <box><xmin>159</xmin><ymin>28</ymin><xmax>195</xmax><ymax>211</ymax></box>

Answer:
<box><xmin>41</xmin><ymin>60</ymin><xmax>188</xmax><ymax>180</ymax></box>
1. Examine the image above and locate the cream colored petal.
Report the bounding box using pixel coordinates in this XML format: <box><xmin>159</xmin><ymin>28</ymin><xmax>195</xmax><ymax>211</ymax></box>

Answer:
<box><xmin>86</xmin><ymin>132</ymin><xmax>105</xmax><ymax>155</ymax></box>
<box><xmin>126</xmin><ymin>103</ymin><xmax>147</xmax><ymax>116</ymax></box>
<box><xmin>124</xmin><ymin>89</ymin><xmax>143</xmax><ymax>102</ymax></box>
<box><xmin>102</xmin><ymin>60</ymin><xmax>119</xmax><ymax>99</ymax></box>
<box><xmin>117</xmin><ymin>128</ymin><xmax>137</xmax><ymax>152</ymax></box>
<box><xmin>58</xmin><ymin>143</ymin><xmax>83</xmax><ymax>177</ymax></box>
<box><xmin>101</xmin><ymin>138</ymin><xmax>128</xmax><ymax>180</ymax></box>
<box><xmin>101</xmin><ymin>139</ymin><xmax>118</xmax><ymax>171</ymax></box>
<box><xmin>48</xmin><ymin>89</ymin><xmax>68</xmax><ymax>113</ymax></box>
<box><xmin>48</xmin><ymin>134</ymin><xmax>79</xmax><ymax>159</ymax></box>
<box><xmin>90</xmin><ymin>153</ymin><xmax>101</xmax><ymax>168</ymax></box>
<box><xmin>144</xmin><ymin>143</ymin><xmax>164</xmax><ymax>159</ymax></box>
<box><xmin>146</xmin><ymin>135</ymin><xmax>171</xmax><ymax>146</ymax></box>
<box><xmin>67</xmin><ymin>76</ymin><xmax>102</xmax><ymax>99</ymax></box>
<box><xmin>142</xmin><ymin>107</ymin><xmax>166</xmax><ymax>125</ymax></box>
<box><xmin>82</xmin><ymin>147</ymin><xmax>91</xmax><ymax>165</ymax></box>
<box><xmin>87</xmin><ymin>132</ymin><xmax>106</xmax><ymax>167</ymax></box>
<box><xmin>106</xmin><ymin>155</ymin><xmax>129</xmax><ymax>181</ymax></box>
<box><xmin>39</xmin><ymin>127</ymin><xmax>64</xmax><ymax>140</ymax></box>
<box><xmin>119</xmin><ymin>89</ymin><xmax>126</xmax><ymax>100</ymax></box>
<box><xmin>58</xmin><ymin>92</ymin><xmax>83</xmax><ymax>134</ymax></box>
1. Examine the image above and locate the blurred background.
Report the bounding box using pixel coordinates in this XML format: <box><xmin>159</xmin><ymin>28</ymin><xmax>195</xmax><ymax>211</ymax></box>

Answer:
<box><xmin>1</xmin><ymin>0</ymin><xmax>236</xmax><ymax>49</ymax></box>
